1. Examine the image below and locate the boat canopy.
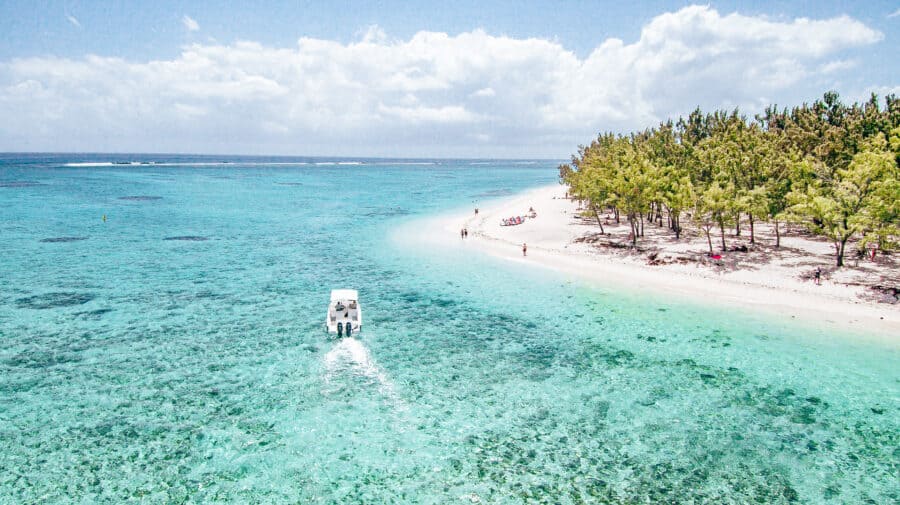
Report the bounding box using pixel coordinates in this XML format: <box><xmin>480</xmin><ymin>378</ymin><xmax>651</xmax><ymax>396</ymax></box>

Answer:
<box><xmin>330</xmin><ymin>289</ymin><xmax>358</xmax><ymax>302</ymax></box>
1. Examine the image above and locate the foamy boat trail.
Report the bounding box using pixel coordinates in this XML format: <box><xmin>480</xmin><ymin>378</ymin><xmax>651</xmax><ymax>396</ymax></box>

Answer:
<box><xmin>322</xmin><ymin>337</ymin><xmax>405</xmax><ymax>409</ymax></box>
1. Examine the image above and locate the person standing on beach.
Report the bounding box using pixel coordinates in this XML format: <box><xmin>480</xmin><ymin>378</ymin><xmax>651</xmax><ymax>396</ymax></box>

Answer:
<box><xmin>815</xmin><ymin>267</ymin><xmax>821</xmax><ymax>285</ymax></box>
<box><xmin>464</xmin><ymin>228</ymin><xmax>468</xmax><ymax>238</ymax></box>
<box><xmin>460</xmin><ymin>228</ymin><xmax>464</xmax><ymax>239</ymax></box>
<box><xmin>522</xmin><ymin>243</ymin><xmax>527</xmax><ymax>256</ymax></box>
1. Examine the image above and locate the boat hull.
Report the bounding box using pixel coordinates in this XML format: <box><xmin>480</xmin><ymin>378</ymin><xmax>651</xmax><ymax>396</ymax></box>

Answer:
<box><xmin>325</xmin><ymin>289</ymin><xmax>362</xmax><ymax>334</ymax></box>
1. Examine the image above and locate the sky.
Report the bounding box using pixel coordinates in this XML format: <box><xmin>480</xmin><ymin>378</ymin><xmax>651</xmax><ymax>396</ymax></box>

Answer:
<box><xmin>1</xmin><ymin>1</ymin><xmax>898</xmax><ymax>158</ymax></box>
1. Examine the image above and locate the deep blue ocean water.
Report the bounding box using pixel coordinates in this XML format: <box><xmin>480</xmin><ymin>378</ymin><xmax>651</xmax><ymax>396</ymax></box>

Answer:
<box><xmin>0</xmin><ymin>154</ymin><xmax>897</xmax><ymax>503</ymax></box>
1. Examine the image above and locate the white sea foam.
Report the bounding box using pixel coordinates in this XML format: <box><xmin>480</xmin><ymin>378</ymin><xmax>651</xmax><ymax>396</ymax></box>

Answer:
<box><xmin>322</xmin><ymin>337</ymin><xmax>404</xmax><ymax>408</ymax></box>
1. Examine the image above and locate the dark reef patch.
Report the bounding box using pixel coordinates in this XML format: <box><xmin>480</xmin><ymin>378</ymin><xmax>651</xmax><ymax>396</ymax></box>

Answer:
<box><xmin>362</xmin><ymin>207</ymin><xmax>411</xmax><ymax>218</ymax></box>
<box><xmin>399</xmin><ymin>292</ymin><xmax>421</xmax><ymax>303</ymax></box>
<box><xmin>74</xmin><ymin>308</ymin><xmax>114</xmax><ymax>320</ymax></box>
<box><xmin>40</xmin><ymin>236</ymin><xmax>89</xmax><ymax>243</ymax></box>
<box><xmin>473</xmin><ymin>188</ymin><xmax>513</xmax><ymax>198</ymax></box>
<box><xmin>5</xmin><ymin>350</ymin><xmax>82</xmax><ymax>369</ymax></box>
<box><xmin>0</xmin><ymin>181</ymin><xmax>43</xmax><ymax>188</ymax></box>
<box><xmin>16</xmin><ymin>292</ymin><xmax>96</xmax><ymax>309</ymax></box>
<box><xmin>163</xmin><ymin>236</ymin><xmax>209</xmax><ymax>241</ymax></box>
<box><xmin>192</xmin><ymin>290</ymin><xmax>226</xmax><ymax>300</ymax></box>
<box><xmin>430</xmin><ymin>297</ymin><xmax>458</xmax><ymax>308</ymax></box>
<box><xmin>118</xmin><ymin>196</ymin><xmax>163</xmax><ymax>201</ymax></box>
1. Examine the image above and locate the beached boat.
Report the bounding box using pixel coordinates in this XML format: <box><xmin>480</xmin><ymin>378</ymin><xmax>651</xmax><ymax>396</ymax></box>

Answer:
<box><xmin>500</xmin><ymin>216</ymin><xmax>525</xmax><ymax>226</ymax></box>
<box><xmin>325</xmin><ymin>289</ymin><xmax>362</xmax><ymax>336</ymax></box>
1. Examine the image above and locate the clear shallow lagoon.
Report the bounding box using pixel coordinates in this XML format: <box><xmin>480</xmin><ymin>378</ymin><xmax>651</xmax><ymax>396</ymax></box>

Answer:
<box><xmin>1</xmin><ymin>154</ymin><xmax>897</xmax><ymax>503</ymax></box>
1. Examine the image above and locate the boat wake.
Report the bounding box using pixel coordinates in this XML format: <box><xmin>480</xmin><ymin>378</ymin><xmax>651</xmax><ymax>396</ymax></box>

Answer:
<box><xmin>322</xmin><ymin>337</ymin><xmax>404</xmax><ymax>409</ymax></box>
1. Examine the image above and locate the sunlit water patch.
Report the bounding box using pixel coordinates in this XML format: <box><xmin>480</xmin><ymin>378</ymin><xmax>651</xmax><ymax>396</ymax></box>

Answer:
<box><xmin>0</xmin><ymin>154</ymin><xmax>897</xmax><ymax>503</ymax></box>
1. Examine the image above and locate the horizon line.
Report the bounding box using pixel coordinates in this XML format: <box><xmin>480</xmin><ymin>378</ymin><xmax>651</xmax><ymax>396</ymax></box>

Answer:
<box><xmin>0</xmin><ymin>151</ymin><xmax>566</xmax><ymax>162</ymax></box>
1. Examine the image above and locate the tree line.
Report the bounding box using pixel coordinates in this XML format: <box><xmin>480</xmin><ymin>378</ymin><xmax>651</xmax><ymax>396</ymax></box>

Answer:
<box><xmin>559</xmin><ymin>92</ymin><xmax>900</xmax><ymax>266</ymax></box>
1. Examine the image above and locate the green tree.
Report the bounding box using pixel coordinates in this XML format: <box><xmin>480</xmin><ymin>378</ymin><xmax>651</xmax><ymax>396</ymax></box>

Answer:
<box><xmin>561</xmin><ymin>91</ymin><xmax>899</xmax><ymax>263</ymax></box>
<box><xmin>738</xmin><ymin>185</ymin><xmax>769</xmax><ymax>244</ymax></box>
<box><xmin>694</xmin><ymin>181</ymin><xmax>732</xmax><ymax>252</ymax></box>
<box><xmin>785</xmin><ymin>134</ymin><xmax>897</xmax><ymax>266</ymax></box>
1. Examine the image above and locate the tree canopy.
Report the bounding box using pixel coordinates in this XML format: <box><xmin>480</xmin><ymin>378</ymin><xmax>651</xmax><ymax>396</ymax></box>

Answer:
<box><xmin>560</xmin><ymin>92</ymin><xmax>900</xmax><ymax>266</ymax></box>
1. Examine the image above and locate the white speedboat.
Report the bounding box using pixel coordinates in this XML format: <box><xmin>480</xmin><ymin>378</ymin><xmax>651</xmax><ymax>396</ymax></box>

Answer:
<box><xmin>326</xmin><ymin>289</ymin><xmax>362</xmax><ymax>336</ymax></box>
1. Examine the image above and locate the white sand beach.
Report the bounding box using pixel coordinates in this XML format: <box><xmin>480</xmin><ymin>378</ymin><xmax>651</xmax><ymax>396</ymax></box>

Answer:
<box><xmin>429</xmin><ymin>185</ymin><xmax>900</xmax><ymax>337</ymax></box>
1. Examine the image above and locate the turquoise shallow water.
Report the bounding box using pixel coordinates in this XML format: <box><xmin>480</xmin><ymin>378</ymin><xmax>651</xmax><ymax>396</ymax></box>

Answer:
<box><xmin>1</xmin><ymin>154</ymin><xmax>898</xmax><ymax>503</ymax></box>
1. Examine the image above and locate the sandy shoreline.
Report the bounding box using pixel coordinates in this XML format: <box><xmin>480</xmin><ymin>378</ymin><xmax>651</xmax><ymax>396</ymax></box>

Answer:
<box><xmin>418</xmin><ymin>184</ymin><xmax>899</xmax><ymax>337</ymax></box>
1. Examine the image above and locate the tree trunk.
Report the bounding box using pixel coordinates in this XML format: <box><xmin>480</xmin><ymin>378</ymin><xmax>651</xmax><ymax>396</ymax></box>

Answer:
<box><xmin>735</xmin><ymin>214</ymin><xmax>741</xmax><ymax>237</ymax></box>
<box><xmin>674</xmin><ymin>214</ymin><xmax>681</xmax><ymax>240</ymax></box>
<box><xmin>836</xmin><ymin>237</ymin><xmax>848</xmax><ymax>267</ymax></box>
<box><xmin>614</xmin><ymin>208</ymin><xmax>620</xmax><ymax>224</ymax></box>
<box><xmin>639</xmin><ymin>214</ymin><xmax>644</xmax><ymax>237</ymax></box>
<box><xmin>774</xmin><ymin>220</ymin><xmax>780</xmax><ymax>248</ymax></box>
<box><xmin>748</xmin><ymin>213</ymin><xmax>755</xmax><ymax>244</ymax></box>
<box><xmin>629</xmin><ymin>216</ymin><xmax>638</xmax><ymax>247</ymax></box>
<box><xmin>719</xmin><ymin>220</ymin><xmax>726</xmax><ymax>250</ymax></box>
<box><xmin>835</xmin><ymin>219</ymin><xmax>850</xmax><ymax>267</ymax></box>
<box><xmin>705</xmin><ymin>227</ymin><xmax>713</xmax><ymax>253</ymax></box>
<box><xmin>592</xmin><ymin>207</ymin><xmax>605</xmax><ymax>234</ymax></box>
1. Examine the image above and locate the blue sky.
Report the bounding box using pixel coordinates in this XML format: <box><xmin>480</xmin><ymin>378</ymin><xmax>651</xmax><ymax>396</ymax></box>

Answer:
<box><xmin>1</xmin><ymin>1</ymin><xmax>898</xmax><ymax>157</ymax></box>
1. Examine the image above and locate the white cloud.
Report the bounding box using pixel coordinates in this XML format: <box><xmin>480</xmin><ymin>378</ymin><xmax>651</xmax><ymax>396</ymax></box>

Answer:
<box><xmin>66</xmin><ymin>15</ymin><xmax>81</xmax><ymax>28</ymax></box>
<box><xmin>378</xmin><ymin>103</ymin><xmax>483</xmax><ymax>123</ymax></box>
<box><xmin>359</xmin><ymin>25</ymin><xmax>387</xmax><ymax>44</ymax></box>
<box><xmin>182</xmin><ymin>15</ymin><xmax>199</xmax><ymax>32</ymax></box>
<box><xmin>0</xmin><ymin>6</ymin><xmax>887</xmax><ymax>157</ymax></box>
<box><xmin>542</xmin><ymin>6</ymin><xmax>883</xmax><ymax>128</ymax></box>
<box><xmin>818</xmin><ymin>59</ymin><xmax>857</xmax><ymax>74</ymax></box>
<box><xmin>858</xmin><ymin>85</ymin><xmax>900</xmax><ymax>102</ymax></box>
<box><xmin>888</xmin><ymin>8</ymin><xmax>900</xmax><ymax>18</ymax></box>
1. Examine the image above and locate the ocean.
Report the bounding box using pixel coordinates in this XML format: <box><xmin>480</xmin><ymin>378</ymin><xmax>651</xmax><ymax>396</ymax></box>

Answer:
<box><xmin>0</xmin><ymin>154</ymin><xmax>897</xmax><ymax>503</ymax></box>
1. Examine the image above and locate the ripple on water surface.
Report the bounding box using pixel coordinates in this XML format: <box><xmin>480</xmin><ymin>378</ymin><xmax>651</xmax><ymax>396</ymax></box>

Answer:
<box><xmin>0</xmin><ymin>181</ymin><xmax>44</xmax><ymax>188</ymax></box>
<box><xmin>117</xmin><ymin>195</ymin><xmax>162</xmax><ymax>201</ymax></box>
<box><xmin>16</xmin><ymin>292</ymin><xmax>96</xmax><ymax>309</ymax></box>
<box><xmin>39</xmin><ymin>236</ymin><xmax>89</xmax><ymax>243</ymax></box>
<box><xmin>163</xmin><ymin>236</ymin><xmax>209</xmax><ymax>241</ymax></box>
